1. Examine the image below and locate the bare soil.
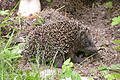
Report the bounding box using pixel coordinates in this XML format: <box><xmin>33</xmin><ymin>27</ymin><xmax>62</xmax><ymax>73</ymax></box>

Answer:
<box><xmin>51</xmin><ymin>0</ymin><xmax>120</xmax><ymax>79</ymax></box>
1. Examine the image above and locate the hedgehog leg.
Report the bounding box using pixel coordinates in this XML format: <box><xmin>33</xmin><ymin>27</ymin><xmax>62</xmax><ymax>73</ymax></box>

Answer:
<box><xmin>53</xmin><ymin>51</ymin><xmax>65</xmax><ymax>68</ymax></box>
<box><xmin>54</xmin><ymin>56</ymin><xmax>64</xmax><ymax>68</ymax></box>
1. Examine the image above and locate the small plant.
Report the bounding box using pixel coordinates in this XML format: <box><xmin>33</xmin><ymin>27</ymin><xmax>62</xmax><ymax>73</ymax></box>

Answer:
<box><xmin>104</xmin><ymin>1</ymin><xmax>113</xmax><ymax>8</ymax></box>
<box><xmin>0</xmin><ymin>1</ymin><xmax>20</xmax><ymax>27</ymax></box>
<box><xmin>112</xmin><ymin>17</ymin><xmax>120</xmax><ymax>51</ymax></box>
<box><xmin>33</xmin><ymin>17</ymin><xmax>44</xmax><ymax>26</ymax></box>
<box><xmin>46</xmin><ymin>0</ymin><xmax>53</xmax><ymax>3</ymax></box>
<box><xmin>60</xmin><ymin>58</ymin><xmax>82</xmax><ymax>80</ymax></box>
<box><xmin>99</xmin><ymin>65</ymin><xmax>120</xmax><ymax>80</ymax></box>
<box><xmin>0</xmin><ymin>10</ymin><xmax>9</xmax><ymax>16</ymax></box>
<box><xmin>112</xmin><ymin>40</ymin><xmax>120</xmax><ymax>51</ymax></box>
<box><xmin>0</xmin><ymin>29</ymin><xmax>42</xmax><ymax>80</ymax></box>
<box><xmin>0</xmin><ymin>30</ymin><xmax>22</xmax><ymax>80</ymax></box>
<box><xmin>111</xmin><ymin>16</ymin><xmax>120</xmax><ymax>26</ymax></box>
<box><xmin>0</xmin><ymin>30</ymin><xmax>22</xmax><ymax>60</ymax></box>
<box><xmin>0</xmin><ymin>9</ymin><xmax>13</xmax><ymax>27</ymax></box>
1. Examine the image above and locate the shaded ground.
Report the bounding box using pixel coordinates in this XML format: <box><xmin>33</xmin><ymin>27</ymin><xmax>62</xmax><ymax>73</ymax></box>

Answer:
<box><xmin>0</xmin><ymin>0</ymin><xmax>120</xmax><ymax>80</ymax></box>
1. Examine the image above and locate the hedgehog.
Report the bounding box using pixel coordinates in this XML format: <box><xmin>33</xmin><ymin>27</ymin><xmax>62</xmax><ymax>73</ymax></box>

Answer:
<box><xmin>20</xmin><ymin>8</ymin><xmax>96</xmax><ymax>67</ymax></box>
<box><xmin>22</xmin><ymin>19</ymin><xmax>96</xmax><ymax>67</ymax></box>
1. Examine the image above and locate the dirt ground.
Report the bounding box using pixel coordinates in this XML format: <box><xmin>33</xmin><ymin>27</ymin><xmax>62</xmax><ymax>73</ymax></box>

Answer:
<box><xmin>0</xmin><ymin>0</ymin><xmax>120</xmax><ymax>80</ymax></box>
<box><xmin>55</xmin><ymin>0</ymin><xmax>120</xmax><ymax>79</ymax></box>
<box><xmin>54</xmin><ymin>0</ymin><xmax>120</xmax><ymax>79</ymax></box>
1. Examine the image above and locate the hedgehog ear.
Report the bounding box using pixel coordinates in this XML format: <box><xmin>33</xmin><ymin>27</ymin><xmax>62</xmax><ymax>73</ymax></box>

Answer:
<box><xmin>18</xmin><ymin>0</ymin><xmax>41</xmax><ymax>17</ymax></box>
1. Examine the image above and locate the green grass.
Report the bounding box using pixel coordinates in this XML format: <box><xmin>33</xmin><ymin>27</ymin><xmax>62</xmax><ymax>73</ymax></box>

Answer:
<box><xmin>0</xmin><ymin>35</ymin><xmax>83</xmax><ymax>80</ymax></box>
<box><xmin>0</xmin><ymin>29</ymin><xmax>42</xmax><ymax>80</ymax></box>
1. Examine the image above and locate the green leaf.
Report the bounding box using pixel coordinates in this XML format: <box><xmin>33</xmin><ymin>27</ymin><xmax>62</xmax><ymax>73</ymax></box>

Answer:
<box><xmin>71</xmin><ymin>71</ymin><xmax>82</xmax><ymax>80</ymax></box>
<box><xmin>46</xmin><ymin>0</ymin><xmax>53</xmax><ymax>2</ymax></box>
<box><xmin>0</xmin><ymin>22</ymin><xmax>13</xmax><ymax>27</ymax></box>
<box><xmin>112</xmin><ymin>40</ymin><xmax>120</xmax><ymax>50</ymax></box>
<box><xmin>62</xmin><ymin>66</ymin><xmax>73</xmax><ymax>76</ymax></box>
<box><xmin>60</xmin><ymin>58</ymin><xmax>74</xmax><ymax>79</ymax></box>
<box><xmin>98</xmin><ymin>66</ymin><xmax>108</xmax><ymax>71</ymax></box>
<box><xmin>0</xmin><ymin>48</ymin><xmax>21</xmax><ymax>60</ymax></box>
<box><xmin>105</xmin><ymin>73</ymin><xmax>120</xmax><ymax>80</ymax></box>
<box><xmin>104</xmin><ymin>1</ymin><xmax>113</xmax><ymax>8</ymax></box>
<box><xmin>33</xmin><ymin>17</ymin><xmax>44</xmax><ymax>26</ymax></box>
<box><xmin>11</xmin><ymin>43</ymin><xmax>25</xmax><ymax>55</ymax></box>
<box><xmin>110</xmin><ymin>65</ymin><xmax>120</xmax><ymax>70</ymax></box>
<box><xmin>4</xmin><ymin>29</ymin><xmax>15</xmax><ymax>49</ymax></box>
<box><xmin>112</xmin><ymin>40</ymin><xmax>120</xmax><ymax>43</ymax></box>
<box><xmin>111</xmin><ymin>16</ymin><xmax>120</xmax><ymax>26</ymax></box>
<box><xmin>63</xmin><ymin>58</ymin><xmax>73</xmax><ymax>67</ymax></box>
<box><xmin>98</xmin><ymin>66</ymin><xmax>109</xmax><ymax>74</ymax></box>
<box><xmin>61</xmin><ymin>70</ymin><xmax>72</xmax><ymax>78</ymax></box>
<box><xmin>113</xmin><ymin>46</ymin><xmax>120</xmax><ymax>51</ymax></box>
<box><xmin>105</xmin><ymin>74</ymin><xmax>115</xmax><ymax>80</ymax></box>
<box><xmin>62</xmin><ymin>58</ymin><xmax>73</xmax><ymax>73</ymax></box>
<box><xmin>88</xmin><ymin>78</ymin><xmax>94</xmax><ymax>80</ymax></box>
<box><xmin>0</xmin><ymin>43</ymin><xmax>24</xmax><ymax>60</ymax></box>
<box><xmin>112</xmin><ymin>73</ymin><xmax>120</xmax><ymax>79</ymax></box>
<box><xmin>0</xmin><ymin>10</ymin><xmax>9</xmax><ymax>16</ymax></box>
